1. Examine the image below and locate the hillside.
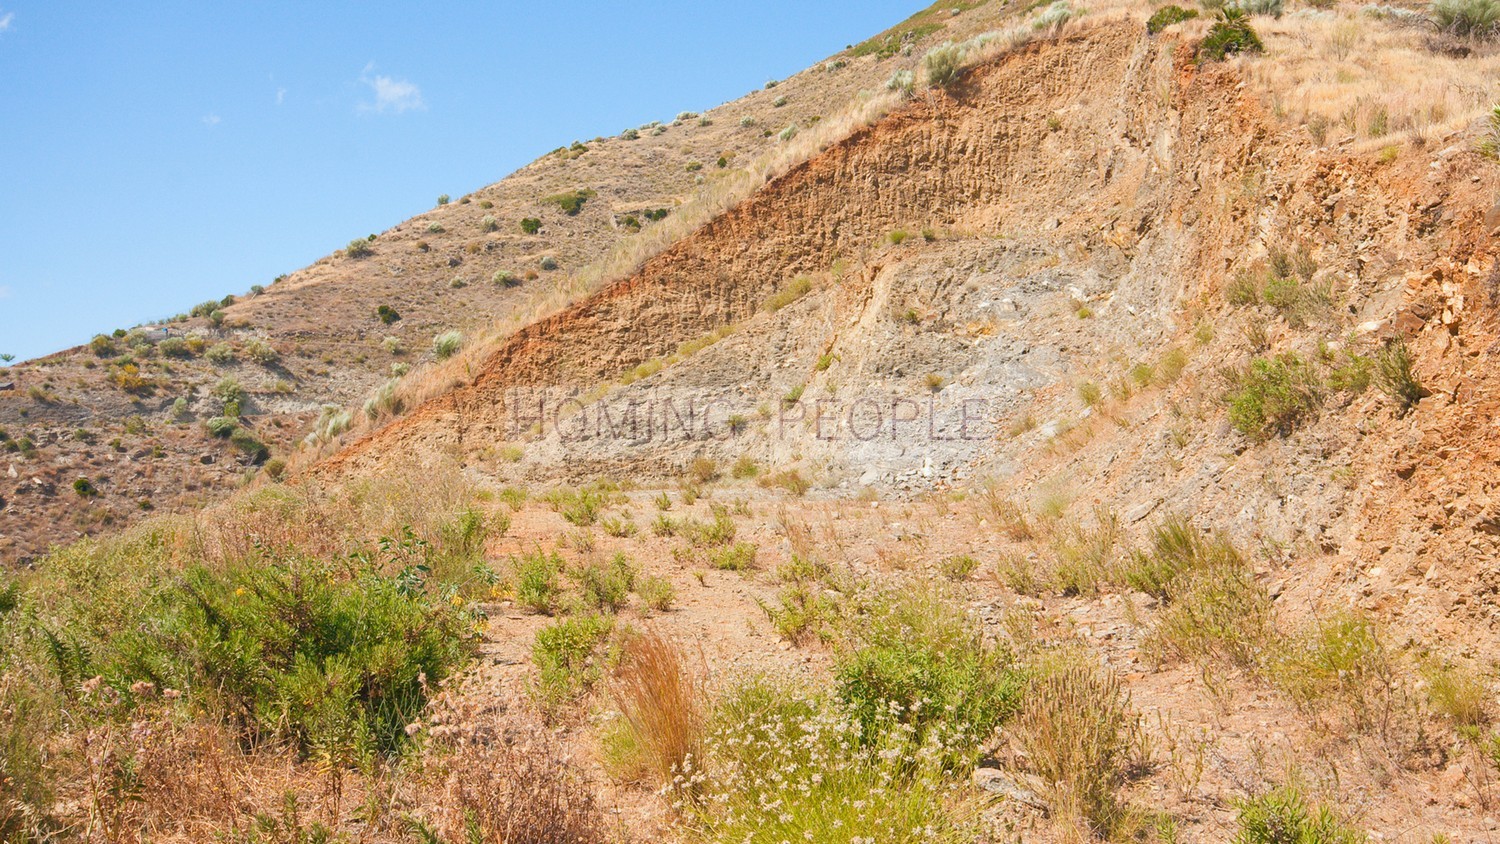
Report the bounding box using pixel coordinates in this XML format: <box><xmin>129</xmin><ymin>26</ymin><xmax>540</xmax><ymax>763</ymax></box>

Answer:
<box><xmin>5</xmin><ymin>1</ymin><xmax>1500</xmax><ymax>843</ymax></box>
<box><xmin>0</xmin><ymin>0</ymin><xmax>994</xmax><ymax>563</ymax></box>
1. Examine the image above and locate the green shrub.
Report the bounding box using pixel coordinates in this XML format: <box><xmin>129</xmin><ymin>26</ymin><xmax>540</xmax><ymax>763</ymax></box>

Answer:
<box><xmin>575</xmin><ymin>554</ymin><xmax>636</xmax><ymax>613</ymax></box>
<box><xmin>1375</xmin><ymin>340</ymin><xmax>1427</xmax><ymax>414</ymax></box>
<box><xmin>709</xmin><ymin>541</ymin><xmax>757</xmax><ymax>572</ymax></box>
<box><xmin>532</xmin><ymin>614</ymin><xmax>614</xmax><ymax>708</ymax></box>
<box><xmin>72</xmin><ymin>477</ymin><xmax>98</xmax><ymax>497</ymax></box>
<box><xmin>40</xmin><ymin>554</ymin><xmax>472</xmax><ymax>757</ymax></box>
<box><xmin>835</xmin><ymin>585</ymin><xmax>1023</xmax><ymax>767</ymax></box>
<box><xmin>376</xmin><ymin>304</ymin><xmax>401</xmax><ymax>325</ymax></box>
<box><xmin>229</xmin><ymin>427</ymin><xmax>269</xmax><ymax>464</ymax></box>
<box><xmin>345</xmin><ymin>238</ymin><xmax>373</xmax><ymax>258</ymax></box>
<box><xmin>542</xmin><ymin>189</ymin><xmax>597</xmax><ymax>216</ymax></box>
<box><xmin>432</xmin><ymin>331</ymin><xmax>464</xmax><ymax>360</ymax></box>
<box><xmin>638</xmin><ymin>576</ymin><xmax>676</xmax><ymax>613</ymax></box>
<box><xmin>520</xmin><ymin>217</ymin><xmax>542</xmax><ymax>234</ymax></box>
<box><xmin>89</xmin><ymin>334</ymin><xmax>118</xmax><ymax>357</ymax></box>
<box><xmin>244</xmin><ymin>339</ymin><xmax>279</xmax><ymax>366</ymax></box>
<box><xmin>1147</xmin><ymin>4</ymin><xmax>1199</xmax><ymax>32</ymax></box>
<box><xmin>204</xmin><ymin>342</ymin><xmax>236</xmax><ymax>364</ymax></box>
<box><xmin>1225</xmin><ymin>353</ymin><xmax>1322</xmax><ymax>439</ymax></box>
<box><xmin>158</xmin><ymin>337</ymin><xmax>192</xmax><ymax>358</ymax></box>
<box><xmin>1199</xmin><ymin>8</ymin><xmax>1264</xmax><ymax>61</ymax></box>
<box><xmin>205</xmin><ymin>416</ymin><xmax>238</xmax><ymax>438</ymax></box>
<box><xmin>1234</xmin><ymin>785</ymin><xmax>1366</xmax><ymax>844</ymax></box>
<box><xmin>1230</xmin><ymin>0</ymin><xmax>1284</xmax><ymax>17</ymax></box>
<box><xmin>1430</xmin><ymin>0</ymin><xmax>1500</xmax><ymax>38</ymax></box>
<box><xmin>492</xmin><ymin>269</ymin><xmax>520</xmax><ymax>287</ymax></box>
<box><xmin>513</xmin><ymin>551</ymin><xmax>564</xmax><ymax>614</ymax></box>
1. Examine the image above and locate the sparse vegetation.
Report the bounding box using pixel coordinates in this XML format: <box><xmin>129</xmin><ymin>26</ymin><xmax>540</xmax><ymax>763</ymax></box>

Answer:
<box><xmin>345</xmin><ymin>238</ymin><xmax>373</xmax><ymax>258</ymax></box>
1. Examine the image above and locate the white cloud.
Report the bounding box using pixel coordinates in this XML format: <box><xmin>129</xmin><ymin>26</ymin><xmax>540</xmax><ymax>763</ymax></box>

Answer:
<box><xmin>359</xmin><ymin>64</ymin><xmax>424</xmax><ymax>114</ymax></box>
<box><xmin>202</xmin><ymin>113</ymin><xmax>221</xmax><ymax>126</ymax></box>
<box><xmin>275</xmin><ymin>87</ymin><xmax>286</xmax><ymax>105</ymax></box>
<box><xmin>0</xmin><ymin>12</ymin><xmax>14</xmax><ymax>33</ymax></box>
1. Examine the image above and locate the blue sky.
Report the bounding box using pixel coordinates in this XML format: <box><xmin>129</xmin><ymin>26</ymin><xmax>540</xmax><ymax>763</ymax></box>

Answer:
<box><xmin>0</xmin><ymin>1</ymin><xmax>921</xmax><ymax>362</ymax></box>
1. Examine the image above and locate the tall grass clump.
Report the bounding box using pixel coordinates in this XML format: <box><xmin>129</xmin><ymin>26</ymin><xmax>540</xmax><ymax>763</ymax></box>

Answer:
<box><xmin>922</xmin><ymin>41</ymin><xmax>966</xmax><ymax>87</ymax></box>
<box><xmin>432</xmin><ymin>331</ymin><xmax>464</xmax><ymax>360</ymax></box>
<box><xmin>1008</xmin><ymin>655</ymin><xmax>1148</xmax><ymax>839</ymax></box>
<box><xmin>1121</xmin><ymin>515</ymin><xmax>1244</xmax><ymax>600</ymax></box>
<box><xmin>428</xmin><ymin>713</ymin><xmax>610</xmax><ymax>844</ymax></box>
<box><xmin>1267</xmin><ymin>612</ymin><xmax>1398</xmax><ymax>734</ymax></box>
<box><xmin>602</xmin><ymin>630</ymin><xmax>706</xmax><ymax>788</ymax></box>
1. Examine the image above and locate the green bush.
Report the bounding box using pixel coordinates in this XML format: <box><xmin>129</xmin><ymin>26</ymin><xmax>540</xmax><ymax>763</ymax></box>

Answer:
<box><xmin>244</xmin><ymin>339</ymin><xmax>279</xmax><ymax>366</ymax></box>
<box><xmin>345</xmin><ymin>238</ymin><xmax>373</xmax><ymax>258</ymax></box>
<box><xmin>1430</xmin><ymin>0</ymin><xmax>1500</xmax><ymax>39</ymax></box>
<box><xmin>835</xmin><ymin>585</ymin><xmax>1023</xmax><ymax>767</ymax></box>
<box><xmin>72</xmin><ymin>477</ymin><xmax>98</xmax><ymax>497</ymax></box>
<box><xmin>575</xmin><ymin>554</ymin><xmax>636</xmax><ymax>612</ymax></box>
<box><xmin>532</xmin><ymin>614</ymin><xmax>614</xmax><ymax>708</ymax></box>
<box><xmin>1224</xmin><ymin>353</ymin><xmax>1322</xmax><ymax>439</ymax></box>
<box><xmin>512</xmin><ymin>551</ymin><xmax>564</xmax><ymax>614</ymax></box>
<box><xmin>229</xmin><ymin>427</ymin><xmax>269</xmax><ymax>464</ymax></box>
<box><xmin>205</xmin><ymin>416</ymin><xmax>238</xmax><ymax>438</ymax></box>
<box><xmin>1147</xmin><ymin>4</ymin><xmax>1199</xmax><ymax>32</ymax></box>
<box><xmin>89</xmin><ymin>334</ymin><xmax>118</xmax><ymax>357</ymax></box>
<box><xmin>542</xmin><ymin>189</ymin><xmax>597</xmax><ymax>216</ymax></box>
<box><xmin>520</xmin><ymin>217</ymin><xmax>542</xmax><ymax>234</ymax></box>
<box><xmin>158</xmin><ymin>337</ymin><xmax>192</xmax><ymax>359</ymax></box>
<box><xmin>205</xmin><ymin>342</ymin><xmax>236</xmax><ymax>364</ymax></box>
<box><xmin>1234</xmin><ymin>785</ymin><xmax>1367</xmax><ymax>844</ymax></box>
<box><xmin>1199</xmin><ymin>8</ymin><xmax>1264</xmax><ymax>61</ymax></box>
<box><xmin>40</xmin><ymin>555</ymin><xmax>472</xmax><ymax>757</ymax></box>
<box><xmin>376</xmin><ymin>304</ymin><xmax>401</xmax><ymax>325</ymax></box>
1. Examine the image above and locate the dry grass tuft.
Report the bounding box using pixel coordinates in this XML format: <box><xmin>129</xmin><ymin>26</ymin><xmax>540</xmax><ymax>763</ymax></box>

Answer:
<box><xmin>603</xmin><ymin>629</ymin><xmax>707</xmax><ymax>789</ymax></box>
<box><xmin>1008</xmin><ymin>655</ymin><xmax>1149</xmax><ymax>840</ymax></box>
<box><xmin>428</xmin><ymin>712</ymin><xmax>610</xmax><ymax>844</ymax></box>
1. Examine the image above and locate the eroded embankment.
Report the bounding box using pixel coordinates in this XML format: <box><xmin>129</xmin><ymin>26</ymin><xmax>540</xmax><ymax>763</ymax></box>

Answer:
<box><xmin>320</xmin><ymin>21</ymin><xmax>1263</xmax><ymax>478</ymax></box>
